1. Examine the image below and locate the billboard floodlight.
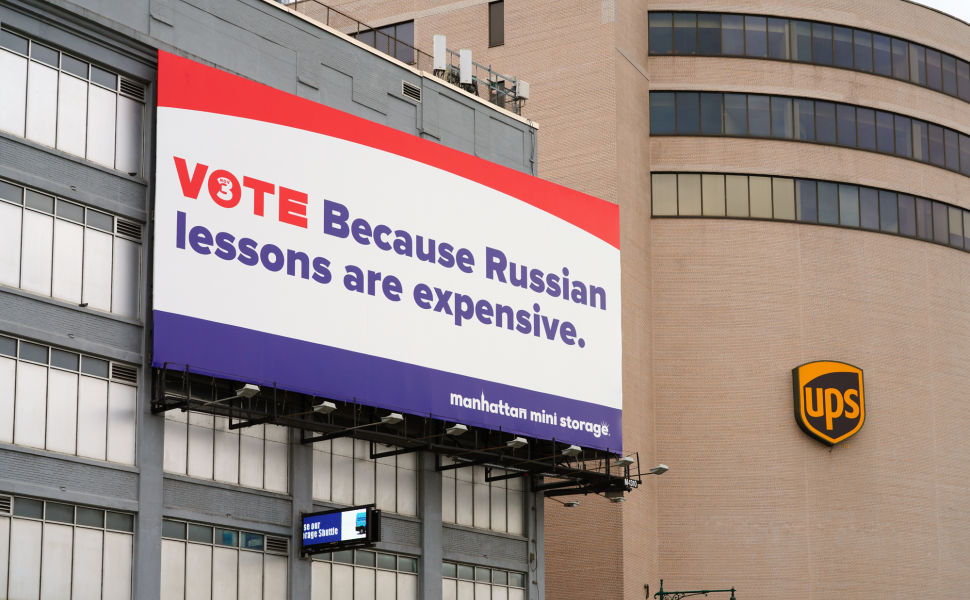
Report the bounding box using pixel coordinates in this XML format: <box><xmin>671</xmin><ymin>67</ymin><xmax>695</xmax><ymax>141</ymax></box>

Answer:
<box><xmin>561</xmin><ymin>445</ymin><xmax>582</xmax><ymax>457</ymax></box>
<box><xmin>445</xmin><ymin>424</ymin><xmax>468</xmax><ymax>436</ymax></box>
<box><xmin>313</xmin><ymin>401</ymin><xmax>337</xmax><ymax>414</ymax></box>
<box><xmin>564</xmin><ymin>501</ymin><xmax>579</xmax><ymax>507</ymax></box>
<box><xmin>649</xmin><ymin>464</ymin><xmax>669</xmax><ymax>475</ymax></box>
<box><xmin>381</xmin><ymin>413</ymin><xmax>404</xmax><ymax>425</ymax></box>
<box><xmin>614</xmin><ymin>456</ymin><xmax>635</xmax><ymax>468</ymax></box>
<box><xmin>201</xmin><ymin>383</ymin><xmax>261</xmax><ymax>406</ymax></box>
<box><xmin>609</xmin><ymin>496</ymin><xmax>626</xmax><ymax>503</ymax></box>
<box><xmin>507</xmin><ymin>437</ymin><xmax>528</xmax><ymax>449</ymax></box>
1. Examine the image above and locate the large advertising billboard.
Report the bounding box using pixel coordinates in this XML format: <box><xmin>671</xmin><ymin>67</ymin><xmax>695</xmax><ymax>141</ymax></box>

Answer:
<box><xmin>152</xmin><ymin>51</ymin><xmax>622</xmax><ymax>449</ymax></box>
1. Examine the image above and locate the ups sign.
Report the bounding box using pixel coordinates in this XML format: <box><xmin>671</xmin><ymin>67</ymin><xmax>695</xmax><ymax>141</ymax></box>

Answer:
<box><xmin>792</xmin><ymin>361</ymin><xmax>865</xmax><ymax>446</ymax></box>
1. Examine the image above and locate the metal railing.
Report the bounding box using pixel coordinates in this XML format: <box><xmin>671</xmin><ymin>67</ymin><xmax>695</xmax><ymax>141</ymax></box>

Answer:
<box><xmin>277</xmin><ymin>0</ymin><xmax>527</xmax><ymax>115</ymax></box>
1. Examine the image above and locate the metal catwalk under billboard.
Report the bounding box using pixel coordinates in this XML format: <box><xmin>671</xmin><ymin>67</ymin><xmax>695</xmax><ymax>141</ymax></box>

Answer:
<box><xmin>152</xmin><ymin>51</ymin><xmax>622</xmax><ymax>449</ymax></box>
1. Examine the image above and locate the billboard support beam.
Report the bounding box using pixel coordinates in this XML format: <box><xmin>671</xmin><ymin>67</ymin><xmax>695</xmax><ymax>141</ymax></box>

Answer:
<box><xmin>369</xmin><ymin>442</ymin><xmax>429</xmax><ymax>460</ymax></box>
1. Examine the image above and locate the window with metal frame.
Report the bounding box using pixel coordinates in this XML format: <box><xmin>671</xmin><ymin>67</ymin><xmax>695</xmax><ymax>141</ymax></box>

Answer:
<box><xmin>649</xmin><ymin>92</ymin><xmax>970</xmax><ymax>179</ymax></box>
<box><xmin>1</xmin><ymin>495</ymin><xmax>134</xmax><ymax>600</ymax></box>
<box><xmin>0</xmin><ymin>178</ymin><xmax>142</xmax><ymax>319</ymax></box>
<box><xmin>0</xmin><ymin>334</ymin><xmax>138</xmax><ymax>465</ymax></box>
<box><xmin>311</xmin><ymin>548</ymin><xmax>418</xmax><ymax>600</ymax></box>
<box><xmin>161</xmin><ymin>518</ymin><xmax>288</xmax><ymax>600</ymax></box>
<box><xmin>489</xmin><ymin>1</ymin><xmax>505</xmax><ymax>48</ymax></box>
<box><xmin>353</xmin><ymin>21</ymin><xmax>416</xmax><ymax>65</ymax></box>
<box><xmin>0</xmin><ymin>28</ymin><xmax>146</xmax><ymax>176</ymax></box>
<box><xmin>312</xmin><ymin>438</ymin><xmax>418</xmax><ymax>516</ymax></box>
<box><xmin>442</xmin><ymin>561</ymin><xmax>526</xmax><ymax>600</ymax></box>
<box><xmin>648</xmin><ymin>12</ymin><xmax>970</xmax><ymax>106</ymax></box>
<box><xmin>651</xmin><ymin>172</ymin><xmax>970</xmax><ymax>252</ymax></box>
<box><xmin>440</xmin><ymin>458</ymin><xmax>525</xmax><ymax>535</ymax></box>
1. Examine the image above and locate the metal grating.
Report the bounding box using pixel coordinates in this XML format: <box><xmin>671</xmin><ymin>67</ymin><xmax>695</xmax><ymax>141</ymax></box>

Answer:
<box><xmin>265</xmin><ymin>536</ymin><xmax>289</xmax><ymax>555</ymax></box>
<box><xmin>402</xmin><ymin>80</ymin><xmax>421</xmax><ymax>102</ymax></box>
<box><xmin>119</xmin><ymin>77</ymin><xmax>146</xmax><ymax>102</ymax></box>
<box><xmin>111</xmin><ymin>364</ymin><xmax>138</xmax><ymax>384</ymax></box>
<box><xmin>116</xmin><ymin>219</ymin><xmax>142</xmax><ymax>241</ymax></box>
<box><xmin>0</xmin><ymin>495</ymin><xmax>10</xmax><ymax>515</ymax></box>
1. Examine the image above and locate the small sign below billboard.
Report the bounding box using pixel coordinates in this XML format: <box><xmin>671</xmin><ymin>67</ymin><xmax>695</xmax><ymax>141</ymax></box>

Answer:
<box><xmin>302</xmin><ymin>506</ymin><xmax>381</xmax><ymax>556</ymax></box>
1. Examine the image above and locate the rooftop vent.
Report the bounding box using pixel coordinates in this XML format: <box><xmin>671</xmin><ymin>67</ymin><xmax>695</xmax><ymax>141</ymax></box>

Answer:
<box><xmin>266</xmin><ymin>536</ymin><xmax>289</xmax><ymax>555</ymax></box>
<box><xmin>402</xmin><ymin>80</ymin><xmax>421</xmax><ymax>102</ymax></box>
<box><xmin>111</xmin><ymin>364</ymin><xmax>138</xmax><ymax>384</ymax></box>
<box><xmin>119</xmin><ymin>77</ymin><xmax>146</xmax><ymax>102</ymax></box>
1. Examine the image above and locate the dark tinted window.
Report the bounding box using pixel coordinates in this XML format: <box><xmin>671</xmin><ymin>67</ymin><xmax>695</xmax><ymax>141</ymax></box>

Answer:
<box><xmin>51</xmin><ymin>349</ymin><xmax>79</xmax><ymax>371</ymax></box>
<box><xmin>894</xmin><ymin>115</ymin><xmax>912</xmax><ymax>158</ymax></box>
<box><xmin>81</xmin><ymin>356</ymin><xmax>109</xmax><ymax>378</ymax></box>
<box><xmin>792</xmin><ymin>20</ymin><xmax>812</xmax><ymax>62</ymax></box>
<box><xmin>898</xmin><ymin>194</ymin><xmax>917</xmax><ymax>236</ymax></box>
<box><xmin>675</xmin><ymin>93</ymin><xmax>700</xmax><ymax>134</ymax></box>
<box><xmin>0</xmin><ymin>335</ymin><xmax>15</xmax><ymax>357</ymax></box>
<box><xmin>0</xmin><ymin>180</ymin><xmax>23</xmax><ymax>205</ymax></box>
<box><xmin>650</xmin><ymin>13</ymin><xmax>672</xmax><ymax>53</ymax></box>
<box><xmin>488</xmin><ymin>1</ymin><xmax>504</xmax><ymax>47</ymax></box>
<box><xmin>959</xmin><ymin>60</ymin><xmax>970</xmax><ymax>101</ymax></box>
<box><xmin>928</xmin><ymin>124</ymin><xmax>946</xmax><ymax>166</ymax></box>
<box><xmin>747</xmin><ymin>95</ymin><xmax>770</xmax><ymax>137</ymax></box>
<box><xmin>961</xmin><ymin>134</ymin><xmax>970</xmax><ymax>176</ymax></box>
<box><xmin>0</xmin><ymin>30</ymin><xmax>29</xmax><ymax>55</ymax></box>
<box><xmin>913</xmin><ymin>120</ymin><xmax>929</xmax><ymax>162</ymax></box>
<box><xmin>744</xmin><ymin>16</ymin><xmax>767</xmax><ymax>58</ymax></box>
<box><xmin>891</xmin><ymin>39</ymin><xmax>909</xmax><ymax>80</ymax></box>
<box><xmin>873</xmin><ymin>34</ymin><xmax>892</xmax><ymax>76</ymax></box>
<box><xmin>794</xmin><ymin>99</ymin><xmax>814</xmax><ymax>141</ymax></box>
<box><xmin>61</xmin><ymin>54</ymin><xmax>88</xmax><ymax>79</ymax></box>
<box><xmin>162</xmin><ymin>520</ymin><xmax>186</xmax><ymax>539</ymax></box>
<box><xmin>915</xmin><ymin>197</ymin><xmax>933</xmax><ymax>240</ymax></box>
<box><xmin>796</xmin><ymin>179</ymin><xmax>817</xmax><ymax>222</ymax></box>
<box><xmin>697</xmin><ymin>14</ymin><xmax>721</xmax><ymax>54</ymax></box>
<box><xmin>91</xmin><ymin>65</ymin><xmax>117</xmax><ymax>90</ymax></box>
<box><xmin>25</xmin><ymin>190</ymin><xmax>54</xmax><ymax>214</ymax></box>
<box><xmin>20</xmin><ymin>342</ymin><xmax>48</xmax><ymax>364</ymax></box>
<box><xmin>700</xmin><ymin>93</ymin><xmax>723</xmax><ymax>134</ymax></box>
<box><xmin>650</xmin><ymin>93</ymin><xmax>675</xmax><ymax>134</ymax></box>
<box><xmin>811</xmin><ymin>23</ymin><xmax>833</xmax><ymax>65</ymax></box>
<box><xmin>836</xmin><ymin>104</ymin><xmax>855</xmax><ymax>147</ymax></box>
<box><xmin>31</xmin><ymin>43</ymin><xmax>59</xmax><ymax>67</ymax></box>
<box><xmin>106</xmin><ymin>512</ymin><xmax>134</xmax><ymax>532</ymax></box>
<box><xmin>57</xmin><ymin>199</ymin><xmax>84</xmax><ymax>223</ymax></box>
<box><xmin>839</xmin><ymin>185</ymin><xmax>860</xmax><ymax>227</ymax></box>
<box><xmin>767</xmin><ymin>19</ymin><xmax>789</xmax><ymax>59</ymax></box>
<box><xmin>860</xmin><ymin>187</ymin><xmax>879</xmax><ymax>230</ymax></box>
<box><xmin>817</xmin><ymin>182</ymin><xmax>839</xmax><ymax>225</ymax></box>
<box><xmin>14</xmin><ymin>497</ymin><xmax>44</xmax><ymax>519</ymax></box>
<box><xmin>724</xmin><ymin>94</ymin><xmax>747</xmax><ymax>135</ymax></box>
<box><xmin>46</xmin><ymin>503</ymin><xmax>74</xmax><ymax>523</ymax></box>
<box><xmin>87</xmin><ymin>209</ymin><xmax>113</xmax><ymax>232</ymax></box>
<box><xmin>926</xmin><ymin>49</ymin><xmax>943</xmax><ymax>90</ymax></box>
<box><xmin>910</xmin><ymin>45</ymin><xmax>927</xmax><ymax>85</ymax></box>
<box><xmin>77</xmin><ymin>507</ymin><xmax>105</xmax><ymax>528</ymax></box>
<box><xmin>932</xmin><ymin>202</ymin><xmax>949</xmax><ymax>244</ymax></box>
<box><xmin>721</xmin><ymin>15</ymin><xmax>744</xmax><ymax>55</ymax></box>
<box><xmin>857</xmin><ymin>108</ymin><xmax>876</xmax><ymax>150</ymax></box>
<box><xmin>188</xmin><ymin>524</ymin><xmax>213</xmax><ymax>543</ymax></box>
<box><xmin>771</xmin><ymin>97</ymin><xmax>792</xmax><ymax>139</ymax></box>
<box><xmin>944</xmin><ymin>129</ymin><xmax>960</xmax><ymax>171</ymax></box>
<box><xmin>876</xmin><ymin>112</ymin><xmax>895</xmax><ymax>154</ymax></box>
<box><xmin>942</xmin><ymin>55</ymin><xmax>957</xmax><ymax>96</ymax></box>
<box><xmin>853</xmin><ymin>30</ymin><xmax>873</xmax><ymax>72</ymax></box>
<box><xmin>833</xmin><ymin>27</ymin><xmax>853</xmax><ymax>68</ymax></box>
<box><xmin>879</xmin><ymin>191</ymin><xmax>898</xmax><ymax>233</ymax></box>
<box><xmin>673</xmin><ymin>13</ymin><xmax>697</xmax><ymax>54</ymax></box>
<box><xmin>815</xmin><ymin>102</ymin><xmax>836</xmax><ymax>145</ymax></box>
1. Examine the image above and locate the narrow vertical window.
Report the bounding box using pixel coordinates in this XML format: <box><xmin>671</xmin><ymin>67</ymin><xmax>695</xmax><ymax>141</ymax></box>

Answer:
<box><xmin>879</xmin><ymin>191</ymin><xmax>898</xmax><ymax>233</ymax></box>
<box><xmin>649</xmin><ymin>13</ymin><xmax>673</xmax><ymax>54</ymax></box>
<box><xmin>673</xmin><ymin>13</ymin><xmax>697</xmax><ymax>55</ymax></box>
<box><xmin>942</xmin><ymin>55</ymin><xmax>957</xmax><ymax>96</ymax></box>
<box><xmin>793</xmin><ymin>99</ymin><xmax>815</xmax><ymax>141</ymax></box>
<box><xmin>891</xmin><ymin>39</ymin><xmax>909</xmax><ymax>80</ymax></box>
<box><xmin>747</xmin><ymin>95</ymin><xmax>770</xmax><ymax>137</ymax></box>
<box><xmin>675</xmin><ymin>92</ymin><xmax>700</xmax><ymax>134</ymax></box>
<box><xmin>838</xmin><ymin>184</ymin><xmax>860</xmax><ymax>227</ymax></box>
<box><xmin>725</xmin><ymin>175</ymin><xmax>749</xmax><ymax>217</ymax></box>
<box><xmin>721</xmin><ymin>15</ymin><xmax>744</xmax><ymax>56</ymax></box>
<box><xmin>697</xmin><ymin>14</ymin><xmax>721</xmax><ymax>55</ymax></box>
<box><xmin>817</xmin><ymin>182</ymin><xmax>839</xmax><ymax>225</ymax></box>
<box><xmin>836</xmin><ymin>104</ymin><xmax>856</xmax><ymax>147</ymax></box>
<box><xmin>958</xmin><ymin>60</ymin><xmax>970</xmax><ymax>101</ymax></box>
<box><xmin>912</xmin><ymin>120</ymin><xmax>929</xmax><ymax>162</ymax></box>
<box><xmin>700</xmin><ymin>93</ymin><xmax>724</xmax><ymax>135</ymax></box>
<box><xmin>767</xmin><ymin>18</ymin><xmax>790</xmax><ymax>60</ymax></box>
<box><xmin>964</xmin><ymin>211</ymin><xmax>970</xmax><ymax>249</ymax></box>
<box><xmin>926</xmin><ymin>49</ymin><xmax>943</xmax><ymax>90</ymax></box>
<box><xmin>894</xmin><ymin>115</ymin><xmax>912</xmax><ymax>159</ymax></box>
<box><xmin>772</xmin><ymin>178</ymin><xmax>796</xmax><ymax>220</ymax></box>
<box><xmin>770</xmin><ymin>97</ymin><xmax>793</xmax><ymax>139</ymax></box>
<box><xmin>944</xmin><ymin>129</ymin><xmax>960</xmax><ymax>171</ymax></box>
<box><xmin>853</xmin><ymin>30</ymin><xmax>873</xmax><ymax>72</ymax></box>
<box><xmin>948</xmin><ymin>206</ymin><xmax>964</xmax><ymax>248</ymax></box>
<box><xmin>856</xmin><ymin>108</ymin><xmax>876</xmax><ymax>150</ymax></box>
<box><xmin>744</xmin><ymin>16</ymin><xmax>767</xmax><ymax>58</ymax></box>
<box><xmin>649</xmin><ymin>92</ymin><xmax>676</xmax><ymax>134</ymax></box>
<box><xmin>791</xmin><ymin>21</ymin><xmax>812</xmax><ymax>62</ymax></box>
<box><xmin>875</xmin><ymin>112</ymin><xmax>895</xmax><ymax>154</ymax></box>
<box><xmin>932</xmin><ymin>202</ymin><xmax>949</xmax><ymax>244</ymax></box>
<box><xmin>724</xmin><ymin>94</ymin><xmax>747</xmax><ymax>135</ymax></box>
<box><xmin>915</xmin><ymin>197</ymin><xmax>933</xmax><ymax>240</ymax></box>
<box><xmin>749</xmin><ymin>177</ymin><xmax>772</xmax><ymax>219</ymax></box>
<box><xmin>873</xmin><ymin>34</ymin><xmax>892</xmax><ymax>76</ymax></box>
<box><xmin>811</xmin><ymin>23</ymin><xmax>833</xmax><ymax>65</ymax></box>
<box><xmin>677</xmin><ymin>174</ymin><xmax>702</xmax><ymax>216</ymax></box>
<box><xmin>859</xmin><ymin>188</ymin><xmax>879</xmax><ymax>230</ymax></box>
<box><xmin>909</xmin><ymin>44</ymin><xmax>927</xmax><ymax>85</ymax></box>
<box><xmin>898</xmin><ymin>194</ymin><xmax>916</xmax><ymax>236</ymax></box>
<box><xmin>833</xmin><ymin>27</ymin><xmax>853</xmax><ymax>68</ymax></box>
<box><xmin>928</xmin><ymin>124</ymin><xmax>945</xmax><ymax>166</ymax></box>
<box><xmin>815</xmin><ymin>102</ymin><xmax>837</xmax><ymax>145</ymax></box>
<box><xmin>701</xmin><ymin>174</ymin><xmax>726</xmax><ymax>216</ymax></box>
<box><xmin>488</xmin><ymin>1</ymin><xmax>504</xmax><ymax>47</ymax></box>
<box><xmin>651</xmin><ymin>174</ymin><xmax>678</xmax><ymax>216</ymax></box>
<box><xmin>960</xmin><ymin>134</ymin><xmax>970</xmax><ymax>176</ymax></box>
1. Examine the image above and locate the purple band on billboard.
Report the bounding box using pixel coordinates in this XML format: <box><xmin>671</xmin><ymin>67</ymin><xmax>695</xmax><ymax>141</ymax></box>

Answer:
<box><xmin>153</xmin><ymin>311</ymin><xmax>622</xmax><ymax>450</ymax></box>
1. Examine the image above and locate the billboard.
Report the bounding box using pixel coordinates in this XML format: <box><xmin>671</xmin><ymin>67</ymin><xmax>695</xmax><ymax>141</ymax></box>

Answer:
<box><xmin>152</xmin><ymin>51</ymin><xmax>622</xmax><ymax>449</ymax></box>
<box><xmin>302</xmin><ymin>506</ymin><xmax>380</xmax><ymax>555</ymax></box>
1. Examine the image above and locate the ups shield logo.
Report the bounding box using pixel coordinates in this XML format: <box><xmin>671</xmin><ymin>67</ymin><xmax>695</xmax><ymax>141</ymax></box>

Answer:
<box><xmin>792</xmin><ymin>361</ymin><xmax>865</xmax><ymax>446</ymax></box>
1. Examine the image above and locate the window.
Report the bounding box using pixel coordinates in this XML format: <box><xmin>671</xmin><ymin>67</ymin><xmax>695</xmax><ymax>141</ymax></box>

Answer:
<box><xmin>354</xmin><ymin>21</ymin><xmax>415</xmax><ymax>64</ymax></box>
<box><xmin>441</xmin><ymin>459</ymin><xmax>525</xmax><ymax>535</ymax></box>
<box><xmin>443</xmin><ymin>562</ymin><xmax>526</xmax><ymax>600</ymax></box>
<box><xmin>0</xmin><ymin>335</ymin><xmax>136</xmax><ymax>464</ymax></box>
<box><xmin>488</xmin><ymin>1</ymin><xmax>504</xmax><ymax>48</ymax></box>
<box><xmin>0</xmin><ymin>28</ymin><xmax>144</xmax><ymax>175</ymax></box>
<box><xmin>3</xmin><ymin>495</ymin><xmax>133</xmax><ymax>600</ymax></box>
<box><xmin>0</xmin><ymin>179</ymin><xmax>141</xmax><ymax>318</ymax></box>
<box><xmin>653</xmin><ymin>172</ymin><xmax>970</xmax><ymax>253</ymax></box>
<box><xmin>312</xmin><ymin>438</ymin><xmax>418</xmax><ymax>516</ymax></box>
<box><xmin>161</xmin><ymin>518</ymin><xmax>288</xmax><ymax>600</ymax></box>
<box><xmin>163</xmin><ymin>408</ymin><xmax>289</xmax><ymax>494</ymax></box>
<box><xmin>647</xmin><ymin>13</ymin><xmax>970</xmax><ymax>104</ymax></box>
<box><xmin>651</xmin><ymin>93</ymin><xmax>970</xmax><ymax>177</ymax></box>
<box><xmin>312</xmin><ymin>549</ymin><xmax>418</xmax><ymax>600</ymax></box>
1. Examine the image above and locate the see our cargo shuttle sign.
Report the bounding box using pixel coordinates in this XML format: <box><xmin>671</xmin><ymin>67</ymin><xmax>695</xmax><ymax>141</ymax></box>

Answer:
<box><xmin>152</xmin><ymin>51</ymin><xmax>622</xmax><ymax>450</ymax></box>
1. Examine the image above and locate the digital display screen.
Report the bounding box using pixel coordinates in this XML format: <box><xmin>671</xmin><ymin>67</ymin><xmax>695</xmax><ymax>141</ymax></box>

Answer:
<box><xmin>301</xmin><ymin>506</ymin><xmax>378</xmax><ymax>554</ymax></box>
